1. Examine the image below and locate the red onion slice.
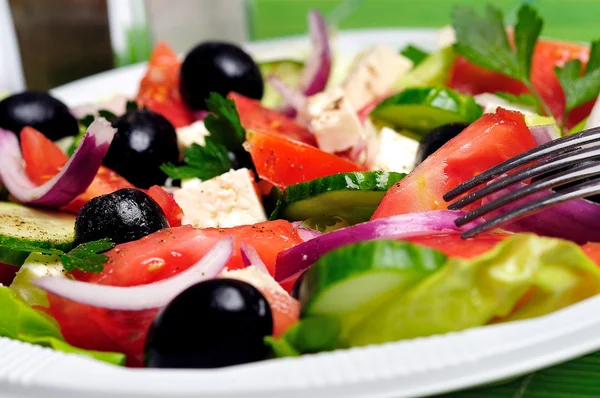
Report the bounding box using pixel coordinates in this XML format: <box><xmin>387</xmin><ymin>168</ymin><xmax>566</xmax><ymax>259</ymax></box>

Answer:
<box><xmin>33</xmin><ymin>237</ymin><xmax>233</xmax><ymax>311</ymax></box>
<box><xmin>274</xmin><ymin>210</ymin><xmax>480</xmax><ymax>282</ymax></box>
<box><xmin>300</xmin><ymin>10</ymin><xmax>332</xmax><ymax>96</ymax></box>
<box><xmin>297</xmin><ymin>227</ymin><xmax>321</xmax><ymax>241</ymax></box>
<box><xmin>277</xmin><ymin>10</ymin><xmax>331</xmax><ymax>117</ymax></box>
<box><xmin>530</xmin><ymin>124</ymin><xmax>559</xmax><ymax>146</ymax></box>
<box><xmin>192</xmin><ymin>110</ymin><xmax>209</xmax><ymax>121</ymax></box>
<box><xmin>483</xmin><ymin>181</ymin><xmax>600</xmax><ymax>244</ymax></box>
<box><xmin>0</xmin><ymin>118</ymin><xmax>116</xmax><ymax>207</ymax></box>
<box><xmin>269</xmin><ymin>76</ymin><xmax>307</xmax><ymax>113</ymax></box>
<box><xmin>240</xmin><ymin>242</ymin><xmax>269</xmax><ymax>274</ymax></box>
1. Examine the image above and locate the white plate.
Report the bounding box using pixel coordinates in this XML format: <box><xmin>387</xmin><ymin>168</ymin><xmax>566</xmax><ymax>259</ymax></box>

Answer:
<box><xmin>3</xmin><ymin>29</ymin><xmax>600</xmax><ymax>398</ymax></box>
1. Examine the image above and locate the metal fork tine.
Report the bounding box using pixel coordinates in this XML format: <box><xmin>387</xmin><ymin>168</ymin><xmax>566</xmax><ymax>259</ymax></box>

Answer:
<box><xmin>455</xmin><ymin>161</ymin><xmax>600</xmax><ymax>226</ymax></box>
<box><xmin>443</xmin><ymin>126</ymin><xmax>600</xmax><ymax>202</ymax></box>
<box><xmin>448</xmin><ymin>144</ymin><xmax>600</xmax><ymax>210</ymax></box>
<box><xmin>461</xmin><ymin>177</ymin><xmax>600</xmax><ymax>238</ymax></box>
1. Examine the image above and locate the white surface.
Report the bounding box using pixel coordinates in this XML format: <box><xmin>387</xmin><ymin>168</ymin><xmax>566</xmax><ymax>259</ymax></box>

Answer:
<box><xmin>3</xmin><ymin>29</ymin><xmax>600</xmax><ymax>398</ymax></box>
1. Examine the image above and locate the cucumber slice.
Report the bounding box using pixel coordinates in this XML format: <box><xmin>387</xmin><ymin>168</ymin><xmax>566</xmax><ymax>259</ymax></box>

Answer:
<box><xmin>270</xmin><ymin>171</ymin><xmax>405</xmax><ymax>226</ymax></box>
<box><xmin>371</xmin><ymin>86</ymin><xmax>483</xmax><ymax>136</ymax></box>
<box><xmin>392</xmin><ymin>46</ymin><xmax>456</xmax><ymax>91</ymax></box>
<box><xmin>0</xmin><ymin>203</ymin><xmax>75</xmax><ymax>265</ymax></box>
<box><xmin>259</xmin><ymin>60</ymin><xmax>303</xmax><ymax>108</ymax></box>
<box><xmin>300</xmin><ymin>240</ymin><xmax>447</xmax><ymax>342</ymax></box>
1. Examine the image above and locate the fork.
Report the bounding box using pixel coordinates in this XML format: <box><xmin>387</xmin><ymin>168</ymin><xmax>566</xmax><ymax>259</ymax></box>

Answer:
<box><xmin>443</xmin><ymin>126</ymin><xmax>600</xmax><ymax>238</ymax></box>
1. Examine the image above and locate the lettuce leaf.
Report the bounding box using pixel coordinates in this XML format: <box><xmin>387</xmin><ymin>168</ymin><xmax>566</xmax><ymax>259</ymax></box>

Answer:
<box><xmin>0</xmin><ymin>286</ymin><xmax>125</xmax><ymax>365</ymax></box>
<box><xmin>349</xmin><ymin>234</ymin><xmax>600</xmax><ymax>346</ymax></box>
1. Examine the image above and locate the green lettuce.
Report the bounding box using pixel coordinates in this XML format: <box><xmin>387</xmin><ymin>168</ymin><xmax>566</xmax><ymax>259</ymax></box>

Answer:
<box><xmin>0</xmin><ymin>286</ymin><xmax>125</xmax><ymax>365</ymax></box>
<box><xmin>349</xmin><ymin>234</ymin><xmax>600</xmax><ymax>346</ymax></box>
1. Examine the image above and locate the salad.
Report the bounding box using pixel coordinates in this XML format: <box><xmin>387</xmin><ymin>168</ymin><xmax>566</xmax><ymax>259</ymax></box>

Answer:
<box><xmin>1</xmin><ymin>3</ymin><xmax>600</xmax><ymax>371</ymax></box>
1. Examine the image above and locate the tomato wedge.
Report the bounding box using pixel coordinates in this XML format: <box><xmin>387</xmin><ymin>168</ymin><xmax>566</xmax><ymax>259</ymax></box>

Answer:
<box><xmin>49</xmin><ymin>220</ymin><xmax>303</xmax><ymax>366</ymax></box>
<box><xmin>245</xmin><ymin>129</ymin><xmax>362</xmax><ymax>188</ymax></box>
<box><xmin>229</xmin><ymin>92</ymin><xmax>317</xmax><ymax>146</ymax></box>
<box><xmin>137</xmin><ymin>42</ymin><xmax>194</xmax><ymax>128</ymax></box>
<box><xmin>405</xmin><ymin>233</ymin><xmax>510</xmax><ymax>259</ymax></box>
<box><xmin>19</xmin><ymin>127</ymin><xmax>182</xmax><ymax>220</ymax></box>
<box><xmin>372</xmin><ymin>109</ymin><xmax>536</xmax><ymax>219</ymax></box>
<box><xmin>448</xmin><ymin>39</ymin><xmax>594</xmax><ymax>129</ymax></box>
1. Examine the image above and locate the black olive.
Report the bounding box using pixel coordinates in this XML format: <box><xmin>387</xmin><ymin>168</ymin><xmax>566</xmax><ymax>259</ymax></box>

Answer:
<box><xmin>291</xmin><ymin>271</ymin><xmax>306</xmax><ymax>300</ymax></box>
<box><xmin>0</xmin><ymin>91</ymin><xmax>78</xmax><ymax>140</ymax></box>
<box><xmin>104</xmin><ymin>110</ymin><xmax>179</xmax><ymax>189</ymax></box>
<box><xmin>145</xmin><ymin>279</ymin><xmax>273</xmax><ymax>369</ymax></box>
<box><xmin>179</xmin><ymin>42</ymin><xmax>264</xmax><ymax>110</ymax></box>
<box><xmin>415</xmin><ymin>122</ymin><xmax>470</xmax><ymax>164</ymax></box>
<box><xmin>74</xmin><ymin>188</ymin><xmax>169</xmax><ymax>246</ymax></box>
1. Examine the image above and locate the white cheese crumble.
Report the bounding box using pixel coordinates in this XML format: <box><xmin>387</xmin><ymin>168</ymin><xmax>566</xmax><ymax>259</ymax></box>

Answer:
<box><xmin>302</xmin><ymin>88</ymin><xmax>364</xmax><ymax>153</ymax></box>
<box><xmin>175</xmin><ymin>120</ymin><xmax>210</xmax><ymax>154</ymax></box>
<box><xmin>367</xmin><ymin>127</ymin><xmax>419</xmax><ymax>174</ymax></box>
<box><xmin>173</xmin><ymin>168</ymin><xmax>267</xmax><ymax>229</ymax></box>
<box><xmin>341</xmin><ymin>44</ymin><xmax>413</xmax><ymax>111</ymax></box>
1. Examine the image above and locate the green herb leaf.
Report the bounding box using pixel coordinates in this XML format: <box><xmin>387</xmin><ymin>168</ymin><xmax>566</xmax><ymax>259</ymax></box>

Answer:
<box><xmin>97</xmin><ymin>109</ymin><xmax>117</xmax><ymax>120</ymax></box>
<box><xmin>0</xmin><ymin>239</ymin><xmax>114</xmax><ymax>273</ymax></box>
<box><xmin>452</xmin><ymin>5</ymin><xmax>520</xmax><ymax>79</ymax></box>
<box><xmin>78</xmin><ymin>114</ymin><xmax>95</xmax><ymax>129</ymax></box>
<box><xmin>126</xmin><ymin>100</ymin><xmax>139</xmax><ymax>112</ymax></box>
<box><xmin>452</xmin><ymin>4</ymin><xmax>553</xmax><ymax>121</ymax></box>
<box><xmin>400</xmin><ymin>45</ymin><xmax>429</xmax><ymax>66</ymax></box>
<box><xmin>514</xmin><ymin>5</ymin><xmax>543</xmax><ymax>79</ymax></box>
<box><xmin>204</xmin><ymin>92</ymin><xmax>246</xmax><ymax>150</ymax></box>
<box><xmin>160</xmin><ymin>137</ymin><xmax>234</xmax><ymax>180</ymax></box>
<box><xmin>555</xmin><ymin>40</ymin><xmax>600</xmax><ymax>113</ymax></box>
<box><xmin>60</xmin><ymin>238</ymin><xmax>115</xmax><ymax>273</ymax></box>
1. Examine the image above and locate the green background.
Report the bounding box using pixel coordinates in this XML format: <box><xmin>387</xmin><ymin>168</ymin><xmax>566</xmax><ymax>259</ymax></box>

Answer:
<box><xmin>248</xmin><ymin>0</ymin><xmax>599</xmax><ymax>42</ymax></box>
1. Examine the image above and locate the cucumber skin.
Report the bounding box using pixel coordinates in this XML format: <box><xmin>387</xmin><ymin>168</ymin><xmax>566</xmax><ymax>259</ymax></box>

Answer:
<box><xmin>0</xmin><ymin>203</ymin><xmax>75</xmax><ymax>266</ymax></box>
<box><xmin>371</xmin><ymin>86</ymin><xmax>483</xmax><ymax>135</ymax></box>
<box><xmin>270</xmin><ymin>171</ymin><xmax>405</xmax><ymax>222</ymax></box>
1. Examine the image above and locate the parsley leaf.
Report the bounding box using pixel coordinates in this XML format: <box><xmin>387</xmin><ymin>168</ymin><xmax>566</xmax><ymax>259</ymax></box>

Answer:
<box><xmin>1</xmin><ymin>239</ymin><xmax>114</xmax><ymax>273</ymax></box>
<box><xmin>452</xmin><ymin>5</ymin><xmax>520</xmax><ymax>79</ymax></box>
<box><xmin>400</xmin><ymin>45</ymin><xmax>429</xmax><ymax>66</ymax></box>
<box><xmin>204</xmin><ymin>93</ymin><xmax>246</xmax><ymax>151</ymax></box>
<box><xmin>61</xmin><ymin>239</ymin><xmax>115</xmax><ymax>273</ymax></box>
<box><xmin>555</xmin><ymin>40</ymin><xmax>600</xmax><ymax>114</ymax></box>
<box><xmin>126</xmin><ymin>100</ymin><xmax>139</xmax><ymax>112</ymax></box>
<box><xmin>514</xmin><ymin>5</ymin><xmax>543</xmax><ymax>79</ymax></box>
<box><xmin>160</xmin><ymin>137</ymin><xmax>234</xmax><ymax>180</ymax></box>
<box><xmin>452</xmin><ymin>4</ymin><xmax>552</xmax><ymax>119</ymax></box>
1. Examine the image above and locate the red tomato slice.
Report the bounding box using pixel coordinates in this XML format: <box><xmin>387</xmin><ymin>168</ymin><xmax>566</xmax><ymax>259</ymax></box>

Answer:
<box><xmin>146</xmin><ymin>186</ymin><xmax>183</xmax><ymax>227</ymax></box>
<box><xmin>49</xmin><ymin>221</ymin><xmax>303</xmax><ymax>366</ymax></box>
<box><xmin>229</xmin><ymin>92</ymin><xmax>317</xmax><ymax>146</ymax></box>
<box><xmin>448</xmin><ymin>39</ymin><xmax>594</xmax><ymax>129</ymax></box>
<box><xmin>245</xmin><ymin>129</ymin><xmax>362</xmax><ymax>188</ymax></box>
<box><xmin>20</xmin><ymin>127</ymin><xmax>135</xmax><ymax>213</ymax></box>
<box><xmin>405</xmin><ymin>233</ymin><xmax>509</xmax><ymax>259</ymax></box>
<box><xmin>260</xmin><ymin>288</ymin><xmax>299</xmax><ymax>337</ymax></box>
<box><xmin>137</xmin><ymin>42</ymin><xmax>194</xmax><ymax>128</ymax></box>
<box><xmin>582</xmin><ymin>242</ymin><xmax>600</xmax><ymax>266</ymax></box>
<box><xmin>372</xmin><ymin>109</ymin><xmax>536</xmax><ymax>219</ymax></box>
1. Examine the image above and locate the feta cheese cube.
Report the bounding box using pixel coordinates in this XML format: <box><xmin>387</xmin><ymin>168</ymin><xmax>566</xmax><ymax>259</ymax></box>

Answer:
<box><xmin>368</xmin><ymin>127</ymin><xmax>419</xmax><ymax>174</ymax></box>
<box><xmin>175</xmin><ymin>121</ymin><xmax>210</xmax><ymax>154</ymax></box>
<box><xmin>303</xmin><ymin>88</ymin><xmax>364</xmax><ymax>153</ymax></box>
<box><xmin>341</xmin><ymin>45</ymin><xmax>413</xmax><ymax>111</ymax></box>
<box><xmin>173</xmin><ymin>168</ymin><xmax>267</xmax><ymax>228</ymax></box>
<box><xmin>437</xmin><ymin>25</ymin><xmax>457</xmax><ymax>49</ymax></box>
